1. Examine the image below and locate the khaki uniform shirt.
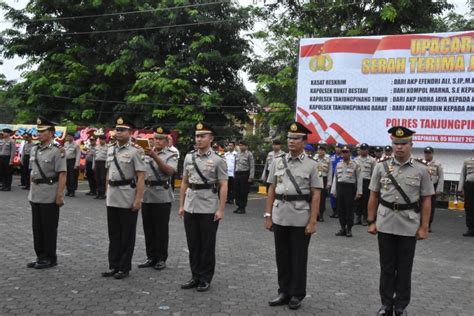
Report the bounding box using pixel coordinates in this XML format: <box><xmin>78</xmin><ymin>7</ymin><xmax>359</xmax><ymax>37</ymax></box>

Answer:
<box><xmin>314</xmin><ymin>154</ymin><xmax>333</xmax><ymax>186</ymax></box>
<box><xmin>93</xmin><ymin>144</ymin><xmax>108</xmax><ymax>169</ymax></box>
<box><xmin>86</xmin><ymin>146</ymin><xmax>96</xmax><ymax>162</ymax></box>
<box><xmin>106</xmin><ymin>142</ymin><xmax>146</xmax><ymax>208</ymax></box>
<box><xmin>331</xmin><ymin>160</ymin><xmax>363</xmax><ymax>195</ymax></box>
<box><xmin>261</xmin><ymin>150</ymin><xmax>285</xmax><ymax>181</ymax></box>
<box><xmin>64</xmin><ymin>141</ymin><xmax>81</xmax><ymax>167</ymax></box>
<box><xmin>183</xmin><ymin>149</ymin><xmax>228</xmax><ymax>214</ymax></box>
<box><xmin>0</xmin><ymin>138</ymin><xmax>16</xmax><ymax>163</ymax></box>
<box><xmin>425</xmin><ymin>159</ymin><xmax>444</xmax><ymax>193</ymax></box>
<box><xmin>235</xmin><ymin>150</ymin><xmax>255</xmax><ymax>178</ymax></box>
<box><xmin>143</xmin><ymin>149</ymin><xmax>178</xmax><ymax>204</ymax></box>
<box><xmin>458</xmin><ymin>157</ymin><xmax>474</xmax><ymax>191</ymax></box>
<box><xmin>28</xmin><ymin>142</ymin><xmax>67</xmax><ymax>203</ymax></box>
<box><xmin>267</xmin><ymin>153</ymin><xmax>323</xmax><ymax>227</ymax></box>
<box><xmin>369</xmin><ymin>157</ymin><xmax>434</xmax><ymax>237</ymax></box>
<box><xmin>354</xmin><ymin>155</ymin><xmax>376</xmax><ymax>180</ymax></box>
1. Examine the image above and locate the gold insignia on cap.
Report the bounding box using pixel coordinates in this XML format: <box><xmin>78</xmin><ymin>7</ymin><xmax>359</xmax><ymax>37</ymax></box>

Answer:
<box><xmin>290</xmin><ymin>123</ymin><xmax>298</xmax><ymax>132</ymax></box>
<box><xmin>196</xmin><ymin>123</ymin><xmax>203</xmax><ymax>130</ymax></box>
<box><xmin>37</xmin><ymin>118</ymin><xmax>42</xmax><ymax>125</ymax></box>
<box><xmin>117</xmin><ymin>117</ymin><xmax>124</xmax><ymax>125</ymax></box>
<box><xmin>395</xmin><ymin>128</ymin><xmax>404</xmax><ymax>137</ymax></box>
<box><xmin>157</xmin><ymin>127</ymin><xmax>163</xmax><ymax>134</ymax></box>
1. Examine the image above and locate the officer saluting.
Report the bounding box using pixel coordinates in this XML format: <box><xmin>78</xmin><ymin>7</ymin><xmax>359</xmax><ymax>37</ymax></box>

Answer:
<box><xmin>265</xmin><ymin>122</ymin><xmax>322</xmax><ymax>310</ymax></box>
<box><xmin>27</xmin><ymin>117</ymin><xmax>67</xmax><ymax>269</ymax></box>
<box><xmin>101</xmin><ymin>117</ymin><xmax>146</xmax><ymax>280</ymax></box>
<box><xmin>138</xmin><ymin>126</ymin><xmax>178</xmax><ymax>270</ymax></box>
<box><xmin>367</xmin><ymin>126</ymin><xmax>434</xmax><ymax>316</ymax></box>
<box><xmin>179</xmin><ymin>122</ymin><xmax>228</xmax><ymax>292</ymax></box>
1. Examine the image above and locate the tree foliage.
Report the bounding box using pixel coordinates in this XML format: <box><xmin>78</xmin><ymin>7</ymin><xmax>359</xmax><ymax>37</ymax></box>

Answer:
<box><xmin>1</xmin><ymin>0</ymin><xmax>255</xmax><ymax>138</ymax></box>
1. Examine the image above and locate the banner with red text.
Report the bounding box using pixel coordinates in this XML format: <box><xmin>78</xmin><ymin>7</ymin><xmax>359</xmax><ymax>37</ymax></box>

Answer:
<box><xmin>296</xmin><ymin>31</ymin><xmax>474</xmax><ymax>149</ymax></box>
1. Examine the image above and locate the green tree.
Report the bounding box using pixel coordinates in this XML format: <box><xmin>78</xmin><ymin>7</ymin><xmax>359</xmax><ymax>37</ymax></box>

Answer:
<box><xmin>249</xmin><ymin>0</ymin><xmax>460</xmax><ymax>131</ymax></box>
<box><xmin>1</xmin><ymin>0</ymin><xmax>254</xmax><ymax>138</ymax></box>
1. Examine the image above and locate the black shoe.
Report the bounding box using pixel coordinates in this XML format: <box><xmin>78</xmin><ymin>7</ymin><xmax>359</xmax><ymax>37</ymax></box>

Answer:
<box><xmin>196</xmin><ymin>281</ymin><xmax>210</xmax><ymax>292</ymax></box>
<box><xmin>233</xmin><ymin>208</ymin><xmax>241</xmax><ymax>213</ymax></box>
<box><xmin>138</xmin><ymin>259</ymin><xmax>157</xmax><ymax>268</ymax></box>
<box><xmin>462</xmin><ymin>230</ymin><xmax>474</xmax><ymax>237</ymax></box>
<box><xmin>181</xmin><ymin>279</ymin><xmax>199</xmax><ymax>289</ymax></box>
<box><xmin>226</xmin><ymin>200</ymin><xmax>234</xmax><ymax>204</ymax></box>
<box><xmin>335</xmin><ymin>229</ymin><xmax>347</xmax><ymax>236</ymax></box>
<box><xmin>99</xmin><ymin>195</ymin><xmax>106</xmax><ymax>200</ymax></box>
<box><xmin>70</xmin><ymin>192</ymin><xmax>75</xmax><ymax>197</ymax></box>
<box><xmin>65</xmin><ymin>192</ymin><xmax>71</xmax><ymax>197</ymax></box>
<box><xmin>318</xmin><ymin>216</ymin><xmax>325</xmax><ymax>222</ymax></box>
<box><xmin>429</xmin><ymin>228</ymin><xmax>432</xmax><ymax>233</ymax></box>
<box><xmin>33</xmin><ymin>260</ymin><xmax>57</xmax><ymax>269</ymax></box>
<box><xmin>236</xmin><ymin>208</ymin><xmax>246</xmax><ymax>214</ymax></box>
<box><xmin>268</xmin><ymin>293</ymin><xmax>290</xmax><ymax>306</ymax></box>
<box><xmin>346</xmin><ymin>229</ymin><xmax>353</xmax><ymax>237</ymax></box>
<box><xmin>94</xmin><ymin>195</ymin><xmax>101</xmax><ymax>199</ymax></box>
<box><xmin>27</xmin><ymin>260</ymin><xmax>38</xmax><ymax>268</ymax></box>
<box><xmin>329</xmin><ymin>213</ymin><xmax>337</xmax><ymax>218</ymax></box>
<box><xmin>154</xmin><ymin>261</ymin><xmax>166</xmax><ymax>270</ymax></box>
<box><xmin>85</xmin><ymin>192</ymin><xmax>95</xmax><ymax>196</ymax></box>
<box><xmin>395</xmin><ymin>310</ymin><xmax>407</xmax><ymax>316</ymax></box>
<box><xmin>361</xmin><ymin>218</ymin><xmax>368</xmax><ymax>226</ymax></box>
<box><xmin>114</xmin><ymin>271</ymin><xmax>129</xmax><ymax>279</ymax></box>
<box><xmin>101</xmin><ymin>269</ymin><xmax>118</xmax><ymax>277</ymax></box>
<box><xmin>288</xmin><ymin>297</ymin><xmax>302</xmax><ymax>310</ymax></box>
<box><xmin>377</xmin><ymin>305</ymin><xmax>394</xmax><ymax>316</ymax></box>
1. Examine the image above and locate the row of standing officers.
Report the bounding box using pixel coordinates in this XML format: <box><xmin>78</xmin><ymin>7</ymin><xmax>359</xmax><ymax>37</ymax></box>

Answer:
<box><xmin>14</xmin><ymin>115</ymin><xmax>474</xmax><ymax>315</ymax></box>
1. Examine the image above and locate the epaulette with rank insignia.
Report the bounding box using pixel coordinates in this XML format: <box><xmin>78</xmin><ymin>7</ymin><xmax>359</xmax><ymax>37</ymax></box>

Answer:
<box><xmin>215</xmin><ymin>151</ymin><xmax>225</xmax><ymax>158</ymax></box>
<box><xmin>377</xmin><ymin>156</ymin><xmax>391</xmax><ymax>163</ymax></box>
<box><xmin>413</xmin><ymin>157</ymin><xmax>428</xmax><ymax>166</ymax></box>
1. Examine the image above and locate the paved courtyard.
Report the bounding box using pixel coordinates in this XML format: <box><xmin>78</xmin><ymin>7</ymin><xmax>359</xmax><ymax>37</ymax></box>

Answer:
<box><xmin>0</xmin><ymin>179</ymin><xmax>473</xmax><ymax>315</ymax></box>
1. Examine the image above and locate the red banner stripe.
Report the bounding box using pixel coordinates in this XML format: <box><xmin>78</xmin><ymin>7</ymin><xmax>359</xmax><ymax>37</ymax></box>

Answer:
<box><xmin>300</xmin><ymin>31</ymin><xmax>474</xmax><ymax>57</ymax></box>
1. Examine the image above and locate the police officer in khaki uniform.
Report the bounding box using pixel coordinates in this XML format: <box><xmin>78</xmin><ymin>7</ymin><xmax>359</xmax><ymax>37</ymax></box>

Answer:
<box><xmin>64</xmin><ymin>132</ymin><xmax>81</xmax><ymax>197</ymax></box>
<box><xmin>374</xmin><ymin>146</ymin><xmax>383</xmax><ymax>162</ymax></box>
<box><xmin>0</xmin><ymin>128</ymin><xmax>16</xmax><ymax>191</ymax></box>
<box><xmin>85</xmin><ymin>136</ymin><xmax>97</xmax><ymax>196</ymax></box>
<box><xmin>423</xmin><ymin>146</ymin><xmax>444</xmax><ymax>232</ymax></box>
<box><xmin>367</xmin><ymin>126</ymin><xmax>434</xmax><ymax>316</ymax></box>
<box><xmin>459</xmin><ymin>153</ymin><xmax>474</xmax><ymax>237</ymax></box>
<box><xmin>179</xmin><ymin>122</ymin><xmax>228</xmax><ymax>292</ymax></box>
<box><xmin>354</xmin><ymin>143</ymin><xmax>377</xmax><ymax>226</ymax></box>
<box><xmin>331</xmin><ymin>145</ymin><xmax>362</xmax><ymax>237</ymax></box>
<box><xmin>101</xmin><ymin>117</ymin><xmax>146</xmax><ymax>280</ymax></box>
<box><xmin>138</xmin><ymin>126</ymin><xmax>178</xmax><ymax>271</ymax></box>
<box><xmin>265</xmin><ymin>121</ymin><xmax>322</xmax><ymax>310</ymax></box>
<box><xmin>314</xmin><ymin>143</ymin><xmax>332</xmax><ymax>222</ymax></box>
<box><xmin>93</xmin><ymin>134</ymin><xmax>108</xmax><ymax>199</ymax></box>
<box><xmin>260</xmin><ymin>139</ymin><xmax>285</xmax><ymax>190</ymax></box>
<box><xmin>233</xmin><ymin>140</ymin><xmax>255</xmax><ymax>214</ymax></box>
<box><xmin>27</xmin><ymin>117</ymin><xmax>67</xmax><ymax>269</ymax></box>
<box><xmin>383</xmin><ymin>145</ymin><xmax>393</xmax><ymax>159</ymax></box>
<box><xmin>21</xmin><ymin>133</ymin><xmax>34</xmax><ymax>190</ymax></box>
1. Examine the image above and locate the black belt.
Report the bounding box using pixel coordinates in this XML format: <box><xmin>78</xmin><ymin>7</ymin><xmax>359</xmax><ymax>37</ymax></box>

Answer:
<box><xmin>32</xmin><ymin>176</ymin><xmax>59</xmax><ymax>185</ymax></box>
<box><xmin>145</xmin><ymin>180</ymin><xmax>168</xmax><ymax>187</ymax></box>
<box><xmin>108</xmin><ymin>179</ymin><xmax>135</xmax><ymax>187</ymax></box>
<box><xmin>380</xmin><ymin>198</ymin><xmax>419</xmax><ymax>212</ymax></box>
<box><xmin>235</xmin><ymin>170</ymin><xmax>250</xmax><ymax>174</ymax></box>
<box><xmin>275</xmin><ymin>194</ymin><xmax>311</xmax><ymax>202</ymax></box>
<box><xmin>189</xmin><ymin>183</ymin><xmax>214</xmax><ymax>190</ymax></box>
